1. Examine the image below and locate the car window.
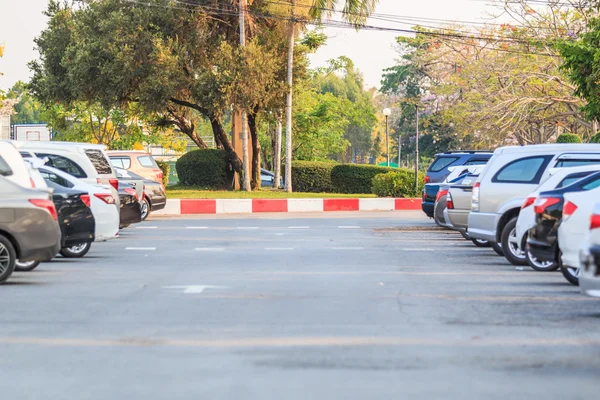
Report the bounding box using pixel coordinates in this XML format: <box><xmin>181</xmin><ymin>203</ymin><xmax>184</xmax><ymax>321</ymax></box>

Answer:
<box><xmin>36</xmin><ymin>153</ymin><xmax>87</xmax><ymax>178</ymax></box>
<box><xmin>464</xmin><ymin>158</ymin><xmax>489</xmax><ymax>166</ymax></box>
<box><xmin>554</xmin><ymin>159</ymin><xmax>600</xmax><ymax>168</ymax></box>
<box><xmin>19</xmin><ymin>151</ymin><xmax>33</xmax><ymax>158</ymax></box>
<box><xmin>110</xmin><ymin>158</ymin><xmax>123</xmax><ymax>169</ymax></box>
<box><xmin>556</xmin><ymin>172</ymin><xmax>594</xmax><ymax>189</ymax></box>
<box><xmin>428</xmin><ymin>157</ymin><xmax>459</xmax><ymax>172</ymax></box>
<box><xmin>0</xmin><ymin>155</ymin><xmax>13</xmax><ymax>177</ymax></box>
<box><xmin>138</xmin><ymin>156</ymin><xmax>158</xmax><ymax>168</ymax></box>
<box><xmin>583</xmin><ymin>178</ymin><xmax>600</xmax><ymax>191</ymax></box>
<box><xmin>85</xmin><ymin>150</ymin><xmax>113</xmax><ymax>175</ymax></box>
<box><xmin>39</xmin><ymin>169</ymin><xmax>74</xmax><ymax>188</ymax></box>
<box><xmin>493</xmin><ymin>156</ymin><xmax>550</xmax><ymax>184</ymax></box>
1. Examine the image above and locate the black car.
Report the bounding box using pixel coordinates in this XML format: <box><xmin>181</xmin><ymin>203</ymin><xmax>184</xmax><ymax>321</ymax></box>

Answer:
<box><xmin>119</xmin><ymin>181</ymin><xmax>143</xmax><ymax>229</ymax></box>
<box><xmin>116</xmin><ymin>169</ymin><xmax>166</xmax><ymax>220</ymax></box>
<box><xmin>46</xmin><ymin>181</ymin><xmax>96</xmax><ymax>258</ymax></box>
<box><xmin>424</xmin><ymin>151</ymin><xmax>492</xmax><ymax>184</ymax></box>
<box><xmin>527</xmin><ymin>171</ymin><xmax>600</xmax><ymax>278</ymax></box>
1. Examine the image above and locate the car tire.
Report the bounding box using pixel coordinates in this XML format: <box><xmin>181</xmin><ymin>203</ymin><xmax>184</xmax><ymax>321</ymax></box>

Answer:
<box><xmin>501</xmin><ymin>217</ymin><xmax>527</xmax><ymax>266</ymax></box>
<box><xmin>15</xmin><ymin>260</ymin><xmax>41</xmax><ymax>272</ymax></box>
<box><xmin>471</xmin><ymin>238</ymin><xmax>491</xmax><ymax>247</ymax></box>
<box><xmin>525</xmin><ymin>248</ymin><xmax>559</xmax><ymax>272</ymax></box>
<box><xmin>460</xmin><ymin>230</ymin><xmax>471</xmax><ymax>240</ymax></box>
<box><xmin>560</xmin><ymin>263</ymin><xmax>579</xmax><ymax>286</ymax></box>
<box><xmin>490</xmin><ymin>241</ymin><xmax>504</xmax><ymax>256</ymax></box>
<box><xmin>60</xmin><ymin>242</ymin><xmax>92</xmax><ymax>258</ymax></box>
<box><xmin>0</xmin><ymin>234</ymin><xmax>16</xmax><ymax>283</ymax></box>
<box><xmin>141</xmin><ymin>198</ymin><xmax>150</xmax><ymax>221</ymax></box>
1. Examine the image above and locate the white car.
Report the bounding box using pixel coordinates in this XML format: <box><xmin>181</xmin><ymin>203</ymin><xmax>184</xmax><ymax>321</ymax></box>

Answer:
<box><xmin>38</xmin><ymin>165</ymin><xmax>119</xmax><ymax>242</ymax></box>
<box><xmin>516</xmin><ymin>164</ymin><xmax>600</xmax><ymax>269</ymax></box>
<box><xmin>558</xmin><ymin>186</ymin><xmax>600</xmax><ymax>285</ymax></box>
<box><xmin>580</xmin><ymin>202</ymin><xmax>600</xmax><ymax>297</ymax></box>
<box><xmin>0</xmin><ymin>141</ymin><xmax>47</xmax><ymax>189</ymax></box>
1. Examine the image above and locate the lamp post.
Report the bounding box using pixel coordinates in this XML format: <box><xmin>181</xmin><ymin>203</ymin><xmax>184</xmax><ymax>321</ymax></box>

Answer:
<box><xmin>414</xmin><ymin>105</ymin><xmax>420</xmax><ymax>194</ymax></box>
<box><xmin>383</xmin><ymin>108</ymin><xmax>391</xmax><ymax>167</ymax></box>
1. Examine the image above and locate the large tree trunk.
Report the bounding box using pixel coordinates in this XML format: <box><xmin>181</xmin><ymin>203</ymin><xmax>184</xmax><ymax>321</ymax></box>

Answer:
<box><xmin>284</xmin><ymin>1</ymin><xmax>295</xmax><ymax>193</ymax></box>
<box><xmin>248</xmin><ymin>112</ymin><xmax>261</xmax><ymax>190</ymax></box>
<box><xmin>209</xmin><ymin>114</ymin><xmax>242</xmax><ymax>176</ymax></box>
<box><xmin>273</xmin><ymin>119</ymin><xmax>282</xmax><ymax>189</ymax></box>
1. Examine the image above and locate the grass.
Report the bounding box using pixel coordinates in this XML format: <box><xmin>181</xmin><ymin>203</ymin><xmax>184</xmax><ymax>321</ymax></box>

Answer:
<box><xmin>166</xmin><ymin>185</ymin><xmax>376</xmax><ymax>199</ymax></box>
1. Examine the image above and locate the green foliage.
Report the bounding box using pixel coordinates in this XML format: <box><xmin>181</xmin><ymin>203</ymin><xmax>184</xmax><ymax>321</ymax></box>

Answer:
<box><xmin>176</xmin><ymin>149</ymin><xmax>230</xmax><ymax>189</ymax></box>
<box><xmin>556</xmin><ymin>133</ymin><xmax>582</xmax><ymax>143</ymax></box>
<box><xmin>291</xmin><ymin>161</ymin><xmax>335</xmax><ymax>193</ymax></box>
<box><xmin>372</xmin><ymin>170</ymin><xmax>424</xmax><ymax>198</ymax></box>
<box><xmin>589</xmin><ymin>133</ymin><xmax>600</xmax><ymax>144</ymax></box>
<box><xmin>156</xmin><ymin>161</ymin><xmax>170</xmax><ymax>187</ymax></box>
<box><xmin>5</xmin><ymin>81</ymin><xmax>46</xmax><ymax>124</ymax></box>
<box><xmin>331</xmin><ymin>164</ymin><xmax>397</xmax><ymax>194</ymax></box>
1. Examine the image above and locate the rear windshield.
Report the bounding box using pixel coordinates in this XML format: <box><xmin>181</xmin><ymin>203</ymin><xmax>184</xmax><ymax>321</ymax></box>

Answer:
<box><xmin>0</xmin><ymin>155</ymin><xmax>13</xmax><ymax>177</ymax></box>
<box><xmin>557</xmin><ymin>172</ymin><xmax>593</xmax><ymax>189</ymax></box>
<box><xmin>36</xmin><ymin>153</ymin><xmax>87</xmax><ymax>178</ymax></box>
<box><xmin>138</xmin><ymin>156</ymin><xmax>158</xmax><ymax>168</ymax></box>
<box><xmin>85</xmin><ymin>150</ymin><xmax>113</xmax><ymax>175</ymax></box>
<box><xmin>464</xmin><ymin>158</ymin><xmax>489</xmax><ymax>166</ymax></box>
<box><xmin>428</xmin><ymin>157</ymin><xmax>459</xmax><ymax>172</ymax></box>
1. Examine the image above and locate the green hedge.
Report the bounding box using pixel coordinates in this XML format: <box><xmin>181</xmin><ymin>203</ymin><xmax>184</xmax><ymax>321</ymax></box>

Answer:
<box><xmin>291</xmin><ymin>161</ymin><xmax>335</xmax><ymax>192</ymax></box>
<box><xmin>589</xmin><ymin>133</ymin><xmax>600</xmax><ymax>143</ymax></box>
<box><xmin>156</xmin><ymin>160</ymin><xmax>170</xmax><ymax>187</ymax></box>
<box><xmin>556</xmin><ymin>133</ymin><xmax>582</xmax><ymax>143</ymax></box>
<box><xmin>331</xmin><ymin>164</ymin><xmax>398</xmax><ymax>194</ymax></box>
<box><xmin>176</xmin><ymin>149</ymin><xmax>230</xmax><ymax>188</ymax></box>
<box><xmin>372</xmin><ymin>169</ymin><xmax>425</xmax><ymax>198</ymax></box>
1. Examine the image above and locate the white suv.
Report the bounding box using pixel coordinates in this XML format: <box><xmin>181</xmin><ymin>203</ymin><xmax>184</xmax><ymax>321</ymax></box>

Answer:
<box><xmin>468</xmin><ymin>144</ymin><xmax>600</xmax><ymax>258</ymax></box>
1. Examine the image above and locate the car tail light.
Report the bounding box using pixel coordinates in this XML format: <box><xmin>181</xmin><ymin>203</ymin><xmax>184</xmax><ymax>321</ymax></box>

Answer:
<box><xmin>591</xmin><ymin>213</ymin><xmax>600</xmax><ymax>230</ymax></box>
<box><xmin>522</xmin><ymin>196</ymin><xmax>536</xmax><ymax>209</ymax></box>
<box><xmin>436</xmin><ymin>189</ymin><xmax>448</xmax><ymax>202</ymax></box>
<box><xmin>447</xmin><ymin>192</ymin><xmax>454</xmax><ymax>209</ymax></box>
<box><xmin>424</xmin><ymin>175</ymin><xmax>431</xmax><ymax>184</ymax></box>
<box><xmin>30</xmin><ymin>177</ymin><xmax>36</xmax><ymax>188</ymax></box>
<box><xmin>80</xmin><ymin>194</ymin><xmax>91</xmax><ymax>208</ymax></box>
<box><xmin>94</xmin><ymin>193</ymin><xmax>116</xmax><ymax>204</ymax></box>
<box><xmin>471</xmin><ymin>182</ymin><xmax>480</xmax><ymax>212</ymax></box>
<box><xmin>563</xmin><ymin>201</ymin><xmax>578</xmax><ymax>218</ymax></box>
<box><xmin>533</xmin><ymin>197</ymin><xmax>561</xmax><ymax>215</ymax></box>
<box><xmin>124</xmin><ymin>188</ymin><xmax>138</xmax><ymax>201</ymax></box>
<box><xmin>109</xmin><ymin>178</ymin><xmax>119</xmax><ymax>191</ymax></box>
<box><xmin>29</xmin><ymin>199</ymin><xmax>58</xmax><ymax>220</ymax></box>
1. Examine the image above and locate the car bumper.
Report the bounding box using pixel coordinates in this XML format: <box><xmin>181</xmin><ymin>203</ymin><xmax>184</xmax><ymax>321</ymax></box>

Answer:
<box><xmin>422</xmin><ymin>202</ymin><xmax>434</xmax><ymax>218</ymax></box>
<box><xmin>580</xmin><ymin>246</ymin><xmax>600</xmax><ymax>297</ymax></box>
<box><xmin>15</xmin><ymin>216</ymin><xmax>61</xmax><ymax>262</ymax></box>
<box><xmin>20</xmin><ymin>241</ymin><xmax>61</xmax><ymax>262</ymax></box>
<box><xmin>467</xmin><ymin>211</ymin><xmax>498</xmax><ymax>242</ymax></box>
<box><xmin>94</xmin><ymin>207</ymin><xmax>119</xmax><ymax>242</ymax></box>
<box><xmin>447</xmin><ymin>209</ymin><xmax>469</xmax><ymax>230</ymax></box>
<box><xmin>515</xmin><ymin>209</ymin><xmax>535</xmax><ymax>251</ymax></box>
<box><xmin>527</xmin><ymin>238</ymin><xmax>557</xmax><ymax>263</ymax></box>
<box><xmin>560</xmin><ymin>229</ymin><xmax>587</xmax><ymax>268</ymax></box>
<box><xmin>120</xmin><ymin>203</ymin><xmax>142</xmax><ymax>226</ymax></box>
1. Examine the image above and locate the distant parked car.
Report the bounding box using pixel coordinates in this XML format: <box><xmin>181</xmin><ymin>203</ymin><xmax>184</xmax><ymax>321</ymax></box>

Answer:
<box><xmin>0</xmin><ymin>176</ymin><xmax>61</xmax><ymax>279</ymax></box>
<box><xmin>424</xmin><ymin>151</ymin><xmax>492</xmax><ymax>184</ymax></box>
<box><xmin>108</xmin><ymin>151</ymin><xmax>164</xmax><ymax>185</ymax></box>
<box><xmin>115</xmin><ymin>168</ymin><xmax>166</xmax><ymax>220</ymax></box>
<box><xmin>580</xmin><ymin>202</ymin><xmax>600</xmax><ymax>297</ymax></box>
<box><xmin>46</xmin><ymin>181</ymin><xmax>96</xmax><ymax>259</ymax></box>
<box><xmin>261</xmin><ymin>169</ymin><xmax>283</xmax><ymax>188</ymax></box>
<box><xmin>118</xmin><ymin>182</ymin><xmax>143</xmax><ymax>229</ymax></box>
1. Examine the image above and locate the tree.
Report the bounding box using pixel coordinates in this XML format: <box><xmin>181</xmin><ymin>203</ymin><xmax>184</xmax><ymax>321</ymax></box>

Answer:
<box><xmin>5</xmin><ymin>81</ymin><xmax>46</xmax><ymax>124</ymax></box>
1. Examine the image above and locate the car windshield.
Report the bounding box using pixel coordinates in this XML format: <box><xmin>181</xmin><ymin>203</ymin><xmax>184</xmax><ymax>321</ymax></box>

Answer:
<box><xmin>0</xmin><ymin>156</ymin><xmax>13</xmax><ymax>177</ymax></box>
<box><xmin>428</xmin><ymin>156</ymin><xmax>459</xmax><ymax>172</ymax></box>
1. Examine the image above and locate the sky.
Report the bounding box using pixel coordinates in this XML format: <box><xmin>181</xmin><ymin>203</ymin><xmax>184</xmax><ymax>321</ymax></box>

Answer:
<box><xmin>0</xmin><ymin>0</ymin><xmax>496</xmax><ymax>92</ymax></box>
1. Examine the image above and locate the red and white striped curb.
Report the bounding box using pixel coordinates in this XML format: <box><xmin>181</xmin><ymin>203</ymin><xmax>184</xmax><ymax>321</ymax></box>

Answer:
<box><xmin>154</xmin><ymin>198</ymin><xmax>422</xmax><ymax>215</ymax></box>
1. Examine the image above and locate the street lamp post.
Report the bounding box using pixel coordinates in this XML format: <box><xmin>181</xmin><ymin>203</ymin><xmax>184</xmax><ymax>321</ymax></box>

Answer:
<box><xmin>383</xmin><ymin>108</ymin><xmax>391</xmax><ymax>167</ymax></box>
<box><xmin>415</xmin><ymin>105</ymin><xmax>420</xmax><ymax>193</ymax></box>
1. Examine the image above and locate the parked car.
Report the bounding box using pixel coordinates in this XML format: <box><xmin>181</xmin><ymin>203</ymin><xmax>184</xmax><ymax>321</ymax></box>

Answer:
<box><xmin>555</xmin><ymin>186</ymin><xmax>600</xmax><ymax>285</ymax></box>
<box><xmin>527</xmin><ymin>172</ymin><xmax>600</xmax><ymax>277</ymax></box>
<box><xmin>0</xmin><ymin>176</ymin><xmax>61</xmax><ymax>279</ymax></box>
<box><xmin>580</xmin><ymin>202</ymin><xmax>600</xmax><ymax>297</ymax></box>
<box><xmin>468</xmin><ymin>144</ymin><xmax>600</xmax><ymax>258</ymax></box>
<box><xmin>115</xmin><ymin>168</ymin><xmax>166</xmax><ymax>220</ymax></box>
<box><xmin>38</xmin><ymin>165</ymin><xmax>119</xmax><ymax>242</ymax></box>
<box><xmin>424</xmin><ymin>151</ymin><xmax>492</xmax><ymax>184</ymax></box>
<box><xmin>118</xmin><ymin>181</ymin><xmax>143</xmax><ymax>229</ymax></box>
<box><xmin>46</xmin><ymin>181</ymin><xmax>96</xmax><ymax>259</ymax></box>
<box><xmin>516</xmin><ymin>164</ymin><xmax>600</xmax><ymax>270</ymax></box>
<box><xmin>0</xmin><ymin>140</ymin><xmax>44</xmax><ymax>189</ymax></box>
<box><xmin>108</xmin><ymin>151</ymin><xmax>164</xmax><ymax>185</ymax></box>
<box><xmin>261</xmin><ymin>168</ymin><xmax>283</xmax><ymax>188</ymax></box>
<box><xmin>13</xmin><ymin>141</ymin><xmax>119</xmax><ymax>204</ymax></box>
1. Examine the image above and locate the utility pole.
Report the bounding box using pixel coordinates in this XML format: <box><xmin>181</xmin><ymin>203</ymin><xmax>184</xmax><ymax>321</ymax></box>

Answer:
<box><xmin>398</xmin><ymin>133</ymin><xmax>401</xmax><ymax>169</ymax></box>
<box><xmin>284</xmin><ymin>0</ymin><xmax>295</xmax><ymax>193</ymax></box>
<box><xmin>383</xmin><ymin>108</ymin><xmax>391</xmax><ymax>167</ymax></box>
<box><xmin>415</xmin><ymin>105</ymin><xmax>420</xmax><ymax>193</ymax></box>
<box><xmin>274</xmin><ymin>118</ymin><xmax>282</xmax><ymax>188</ymax></box>
<box><xmin>239</xmin><ymin>0</ymin><xmax>251</xmax><ymax>191</ymax></box>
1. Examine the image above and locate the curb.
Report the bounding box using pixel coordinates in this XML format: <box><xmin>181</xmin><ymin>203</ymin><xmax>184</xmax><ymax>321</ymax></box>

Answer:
<box><xmin>154</xmin><ymin>198</ymin><xmax>422</xmax><ymax>215</ymax></box>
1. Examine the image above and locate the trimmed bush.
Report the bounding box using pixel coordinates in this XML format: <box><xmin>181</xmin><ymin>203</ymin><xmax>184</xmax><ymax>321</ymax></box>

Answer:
<box><xmin>372</xmin><ymin>169</ymin><xmax>425</xmax><ymax>198</ymax></box>
<box><xmin>156</xmin><ymin>160</ymin><xmax>170</xmax><ymax>187</ymax></box>
<box><xmin>556</xmin><ymin>133</ymin><xmax>582</xmax><ymax>143</ymax></box>
<box><xmin>331</xmin><ymin>164</ymin><xmax>398</xmax><ymax>194</ymax></box>
<box><xmin>176</xmin><ymin>149</ymin><xmax>230</xmax><ymax>188</ymax></box>
<box><xmin>589</xmin><ymin>133</ymin><xmax>600</xmax><ymax>143</ymax></box>
<box><xmin>291</xmin><ymin>161</ymin><xmax>335</xmax><ymax>192</ymax></box>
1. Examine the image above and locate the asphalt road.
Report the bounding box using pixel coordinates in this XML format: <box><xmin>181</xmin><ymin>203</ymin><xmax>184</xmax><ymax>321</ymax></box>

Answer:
<box><xmin>2</xmin><ymin>211</ymin><xmax>599</xmax><ymax>399</ymax></box>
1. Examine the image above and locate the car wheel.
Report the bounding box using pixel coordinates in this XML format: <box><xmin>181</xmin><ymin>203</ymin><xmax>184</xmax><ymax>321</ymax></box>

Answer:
<box><xmin>60</xmin><ymin>242</ymin><xmax>92</xmax><ymax>258</ymax></box>
<box><xmin>501</xmin><ymin>217</ymin><xmax>527</xmax><ymax>266</ymax></box>
<box><xmin>490</xmin><ymin>241</ymin><xmax>504</xmax><ymax>256</ymax></box>
<box><xmin>15</xmin><ymin>260</ymin><xmax>41</xmax><ymax>272</ymax></box>
<box><xmin>0</xmin><ymin>234</ymin><xmax>16</xmax><ymax>283</ymax></box>
<box><xmin>525</xmin><ymin>248</ymin><xmax>559</xmax><ymax>272</ymax></box>
<box><xmin>141</xmin><ymin>198</ymin><xmax>150</xmax><ymax>221</ymax></box>
<box><xmin>471</xmin><ymin>238</ymin><xmax>491</xmax><ymax>248</ymax></box>
<box><xmin>560</xmin><ymin>263</ymin><xmax>580</xmax><ymax>286</ymax></box>
<box><xmin>460</xmin><ymin>230</ymin><xmax>471</xmax><ymax>240</ymax></box>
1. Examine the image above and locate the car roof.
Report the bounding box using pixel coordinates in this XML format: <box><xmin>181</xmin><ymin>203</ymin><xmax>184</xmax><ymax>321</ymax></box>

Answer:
<box><xmin>494</xmin><ymin>144</ymin><xmax>600</xmax><ymax>155</ymax></box>
<box><xmin>548</xmin><ymin>164</ymin><xmax>600</xmax><ymax>176</ymax></box>
<box><xmin>107</xmin><ymin>151</ymin><xmax>150</xmax><ymax>155</ymax></box>
<box><xmin>10</xmin><ymin>140</ymin><xmax>108</xmax><ymax>152</ymax></box>
<box><xmin>434</xmin><ymin>151</ymin><xmax>493</xmax><ymax>157</ymax></box>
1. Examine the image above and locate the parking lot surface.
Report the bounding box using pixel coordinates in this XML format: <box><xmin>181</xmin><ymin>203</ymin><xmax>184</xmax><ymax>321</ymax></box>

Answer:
<box><xmin>2</xmin><ymin>211</ymin><xmax>599</xmax><ymax>399</ymax></box>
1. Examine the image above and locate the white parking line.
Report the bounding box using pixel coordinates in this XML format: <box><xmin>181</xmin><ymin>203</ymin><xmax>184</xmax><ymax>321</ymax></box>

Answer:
<box><xmin>186</xmin><ymin>226</ymin><xmax>209</xmax><ymax>230</ymax></box>
<box><xmin>288</xmin><ymin>226</ymin><xmax>309</xmax><ymax>229</ymax></box>
<box><xmin>338</xmin><ymin>226</ymin><xmax>360</xmax><ymax>229</ymax></box>
<box><xmin>332</xmin><ymin>247</ymin><xmax>365</xmax><ymax>250</ymax></box>
<box><xmin>135</xmin><ymin>226</ymin><xmax>158</xmax><ymax>229</ymax></box>
<box><xmin>400</xmin><ymin>248</ymin><xmax>437</xmax><ymax>251</ymax></box>
<box><xmin>125</xmin><ymin>247</ymin><xmax>156</xmax><ymax>251</ymax></box>
<box><xmin>265</xmin><ymin>248</ymin><xmax>295</xmax><ymax>251</ymax></box>
<box><xmin>195</xmin><ymin>248</ymin><xmax>226</xmax><ymax>252</ymax></box>
<box><xmin>237</xmin><ymin>227</ymin><xmax>260</xmax><ymax>230</ymax></box>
